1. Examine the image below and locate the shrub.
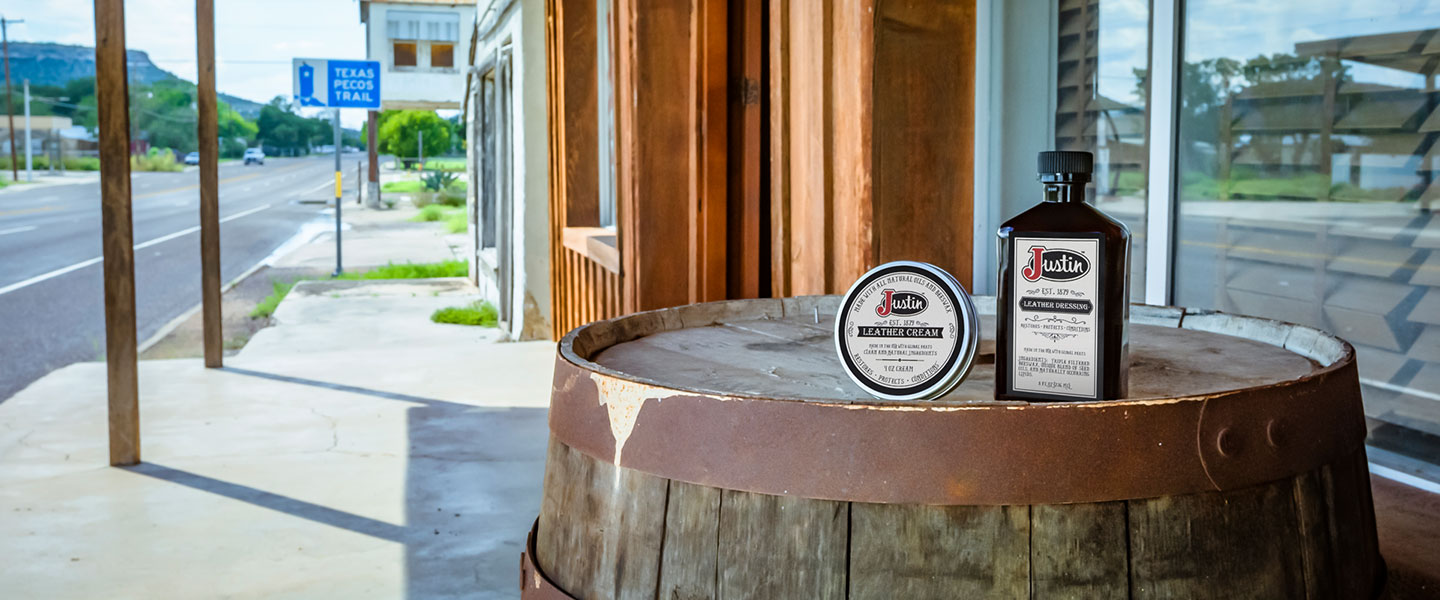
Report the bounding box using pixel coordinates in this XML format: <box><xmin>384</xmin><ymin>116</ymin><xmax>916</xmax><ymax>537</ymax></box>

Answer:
<box><xmin>445</xmin><ymin>211</ymin><xmax>467</xmax><ymax>234</ymax></box>
<box><xmin>0</xmin><ymin>155</ymin><xmax>104</xmax><ymax>171</ymax></box>
<box><xmin>412</xmin><ymin>204</ymin><xmax>448</xmax><ymax>222</ymax></box>
<box><xmin>421</xmin><ymin>170</ymin><xmax>457</xmax><ymax>191</ymax></box>
<box><xmin>131</xmin><ymin>149</ymin><xmax>183</xmax><ymax>172</ymax></box>
<box><xmin>430</xmin><ymin>301</ymin><xmax>498</xmax><ymax>327</ymax></box>
<box><xmin>438</xmin><ymin>180</ymin><xmax>467</xmax><ymax>207</ymax></box>
<box><xmin>65</xmin><ymin>157</ymin><xmax>101</xmax><ymax>171</ymax></box>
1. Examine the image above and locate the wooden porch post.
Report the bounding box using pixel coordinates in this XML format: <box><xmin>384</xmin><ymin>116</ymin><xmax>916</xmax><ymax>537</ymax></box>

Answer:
<box><xmin>769</xmin><ymin>0</ymin><xmax>976</xmax><ymax>296</ymax></box>
<box><xmin>196</xmin><ymin>0</ymin><xmax>222</xmax><ymax>368</ymax></box>
<box><xmin>94</xmin><ymin>0</ymin><xmax>139</xmax><ymax>466</ymax></box>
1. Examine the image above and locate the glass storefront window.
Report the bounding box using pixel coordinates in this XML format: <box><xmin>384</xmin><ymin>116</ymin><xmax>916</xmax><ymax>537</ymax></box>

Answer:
<box><xmin>1056</xmin><ymin>0</ymin><xmax>1149</xmax><ymax>301</ymax></box>
<box><xmin>1174</xmin><ymin>3</ymin><xmax>1440</xmax><ymax>456</ymax></box>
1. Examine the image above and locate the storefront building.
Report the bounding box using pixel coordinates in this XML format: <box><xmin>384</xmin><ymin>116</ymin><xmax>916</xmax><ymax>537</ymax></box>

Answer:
<box><xmin>491</xmin><ymin>0</ymin><xmax>1440</xmax><ymax>464</ymax></box>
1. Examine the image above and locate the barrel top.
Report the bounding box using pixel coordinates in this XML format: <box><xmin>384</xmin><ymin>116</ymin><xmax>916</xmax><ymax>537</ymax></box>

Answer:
<box><xmin>585</xmin><ymin>297</ymin><xmax>1319</xmax><ymax>404</ymax></box>
<box><xmin>549</xmin><ymin>296</ymin><xmax>1365</xmax><ymax>505</ymax></box>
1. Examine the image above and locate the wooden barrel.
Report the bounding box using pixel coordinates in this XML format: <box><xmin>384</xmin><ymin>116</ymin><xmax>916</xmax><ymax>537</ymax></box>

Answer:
<box><xmin>523</xmin><ymin>296</ymin><xmax>1383</xmax><ymax>599</ymax></box>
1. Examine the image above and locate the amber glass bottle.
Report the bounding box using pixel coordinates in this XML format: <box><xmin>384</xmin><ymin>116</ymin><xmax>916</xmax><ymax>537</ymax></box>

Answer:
<box><xmin>995</xmin><ymin>151</ymin><xmax>1129</xmax><ymax>401</ymax></box>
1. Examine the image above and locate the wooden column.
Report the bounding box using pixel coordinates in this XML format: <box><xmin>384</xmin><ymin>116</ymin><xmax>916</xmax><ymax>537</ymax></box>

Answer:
<box><xmin>196</xmin><ymin>0</ymin><xmax>222</xmax><ymax>368</ymax></box>
<box><xmin>94</xmin><ymin>0</ymin><xmax>139</xmax><ymax>466</ymax></box>
<box><xmin>770</xmin><ymin>0</ymin><xmax>976</xmax><ymax>295</ymax></box>
<box><xmin>690</xmin><ymin>0</ymin><xmax>728</xmax><ymax>304</ymax></box>
<box><xmin>616</xmin><ymin>0</ymin><xmax>696</xmax><ymax>312</ymax></box>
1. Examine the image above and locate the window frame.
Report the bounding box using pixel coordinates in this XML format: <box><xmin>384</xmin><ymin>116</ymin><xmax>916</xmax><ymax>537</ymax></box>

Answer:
<box><xmin>973</xmin><ymin>0</ymin><xmax>1180</xmax><ymax>306</ymax></box>
<box><xmin>431</xmin><ymin>42</ymin><xmax>455</xmax><ymax>69</ymax></box>
<box><xmin>392</xmin><ymin>41</ymin><xmax>418</xmax><ymax>68</ymax></box>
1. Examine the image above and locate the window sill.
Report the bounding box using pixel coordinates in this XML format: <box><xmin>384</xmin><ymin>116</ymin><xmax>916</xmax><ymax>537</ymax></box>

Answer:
<box><xmin>389</xmin><ymin>66</ymin><xmax>459</xmax><ymax>74</ymax></box>
<box><xmin>562</xmin><ymin>227</ymin><xmax>620</xmax><ymax>275</ymax></box>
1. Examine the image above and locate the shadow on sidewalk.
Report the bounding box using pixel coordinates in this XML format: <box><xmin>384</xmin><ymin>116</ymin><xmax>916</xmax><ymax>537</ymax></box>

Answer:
<box><xmin>126</xmin><ymin>366</ymin><xmax>548</xmax><ymax>599</ymax></box>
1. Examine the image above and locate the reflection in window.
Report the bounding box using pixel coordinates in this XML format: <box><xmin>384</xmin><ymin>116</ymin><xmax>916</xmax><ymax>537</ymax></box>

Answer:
<box><xmin>1173</xmin><ymin>3</ymin><xmax>1440</xmax><ymax>458</ymax></box>
<box><xmin>1055</xmin><ymin>0</ymin><xmax>1149</xmax><ymax>301</ymax></box>
<box><xmin>431</xmin><ymin>43</ymin><xmax>454</xmax><ymax>68</ymax></box>
<box><xmin>393</xmin><ymin>42</ymin><xmax>417</xmax><ymax>68</ymax></box>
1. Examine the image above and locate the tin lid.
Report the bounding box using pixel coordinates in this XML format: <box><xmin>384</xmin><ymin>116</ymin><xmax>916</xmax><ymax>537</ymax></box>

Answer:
<box><xmin>834</xmin><ymin>261</ymin><xmax>980</xmax><ymax>401</ymax></box>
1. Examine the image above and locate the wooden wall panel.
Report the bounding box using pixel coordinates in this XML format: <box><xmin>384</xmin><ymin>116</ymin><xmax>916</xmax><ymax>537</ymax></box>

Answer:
<box><xmin>768</xmin><ymin>0</ymin><xmax>793</xmax><ymax>296</ymax></box>
<box><xmin>727</xmin><ymin>0</ymin><xmax>768</xmax><ymax>299</ymax></box>
<box><xmin>780</xmin><ymin>0</ymin><xmax>833</xmax><ymax>296</ymax></box>
<box><xmin>872</xmin><ymin>0</ymin><xmax>975</xmax><ymax>285</ymax></box>
<box><xmin>830</xmin><ymin>0</ymin><xmax>877</xmax><ymax>286</ymax></box>
<box><xmin>769</xmin><ymin>0</ymin><xmax>977</xmax><ymax>295</ymax></box>
<box><xmin>617</xmin><ymin>0</ymin><xmax>697</xmax><ymax>313</ymax></box>
<box><xmin>691</xmin><ymin>0</ymin><xmax>729</xmax><ymax>304</ymax></box>
<box><xmin>547</xmin><ymin>0</ymin><xmax>622</xmax><ymax>339</ymax></box>
<box><xmin>559</xmin><ymin>0</ymin><xmax>599</xmax><ymax>228</ymax></box>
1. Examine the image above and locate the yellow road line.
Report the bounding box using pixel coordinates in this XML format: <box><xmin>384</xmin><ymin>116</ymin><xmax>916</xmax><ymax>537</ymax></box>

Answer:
<box><xmin>0</xmin><ymin>206</ymin><xmax>59</xmax><ymax>218</ymax></box>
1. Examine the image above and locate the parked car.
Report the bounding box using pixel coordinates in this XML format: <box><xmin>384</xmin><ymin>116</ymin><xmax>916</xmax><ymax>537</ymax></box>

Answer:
<box><xmin>243</xmin><ymin>148</ymin><xmax>265</xmax><ymax>165</ymax></box>
<box><xmin>183</xmin><ymin>152</ymin><xmax>200</xmax><ymax>165</ymax></box>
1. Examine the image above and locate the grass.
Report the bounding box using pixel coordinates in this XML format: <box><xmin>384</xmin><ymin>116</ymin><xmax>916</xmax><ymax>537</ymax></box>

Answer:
<box><xmin>382</xmin><ymin>179</ymin><xmax>424</xmax><ymax>193</ymax></box>
<box><xmin>411</xmin><ymin>205</ymin><xmax>468</xmax><ymax>233</ymax></box>
<box><xmin>415</xmin><ymin>158</ymin><xmax>465</xmax><ymax>172</ymax></box>
<box><xmin>445</xmin><ymin>211</ymin><xmax>467</xmax><ymax>234</ymax></box>
<box><xmin>246</xmin><ymin>261</ymin><xmax>469</xmax><ymax>319</ymax></box>
<box><xmin>336</xmin><ymin>260</ymin><xmax>469</xmax><ymax>280</ymax></box>
<box><xmin>0</xmin><ymin>156</ymin><xmax>101</xmax><ymax>171</ymax></box>
<box><xmin>411</xmin><ymin>204</ymin><xmax>452</xmax><ymax>222</ymax></box>
<box><xmin>430</xmin><ymin>301</ymin><xmax>498</xmax><ymax>327</ymax></box>
<box><xmin>250</xmin><ymin>279</ymin><xmax>297</xmax><ymax>318</ymax></box>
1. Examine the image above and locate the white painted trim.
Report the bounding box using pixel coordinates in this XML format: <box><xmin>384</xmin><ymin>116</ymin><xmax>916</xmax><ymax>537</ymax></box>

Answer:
<box><xmin>1370</xmin><ymin>462</ymin><xmax>1440</xmax><ymax>495</ymax></box>
<box><xmin>971</xmin><ymin>0</ymin><xmax>996</xmax><ymax>294</ymax></box>
<box><xmin>1143</xmin><ymin>0</ymin><xmax>1181</xmax><ymax>305</ymax></box>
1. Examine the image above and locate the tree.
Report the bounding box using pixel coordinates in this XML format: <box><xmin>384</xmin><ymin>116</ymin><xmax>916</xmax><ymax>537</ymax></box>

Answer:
<box><xmin>256</xmin><ymin>96</ymin><xmax>331</xmax><ymax>155</ymax></box>
<box><xmin>218</xmin><ymin>101</ymin><xmax>257</xmax><ymax>144</ymax></box>
<box><xmin>377</xmin><ymin>110</ymin><xmax>450</xmax><ymax>159</ymax></box>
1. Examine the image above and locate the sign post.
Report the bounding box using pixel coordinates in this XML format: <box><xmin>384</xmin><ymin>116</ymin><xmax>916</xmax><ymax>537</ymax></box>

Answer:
<box><xmin>292</xmin><ymin>58</ymin><xmax>380</xmax><ymax>276</ymax></box>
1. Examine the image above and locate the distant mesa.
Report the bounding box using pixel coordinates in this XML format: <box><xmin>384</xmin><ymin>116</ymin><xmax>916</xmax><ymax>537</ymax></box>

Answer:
<box><xmin>5</xmin><ymin>41</ymin><xmax>265</xmax><ymax>118</ymax></box>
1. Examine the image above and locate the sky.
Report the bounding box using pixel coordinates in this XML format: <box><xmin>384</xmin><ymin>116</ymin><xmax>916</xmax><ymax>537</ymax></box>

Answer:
<box><xmin>0</xmin><ymin>0</ymin><xmax>373</xmax><ymax>128</ymax></box>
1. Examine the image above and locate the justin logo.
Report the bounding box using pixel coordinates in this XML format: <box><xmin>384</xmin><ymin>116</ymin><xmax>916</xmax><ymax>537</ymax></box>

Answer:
<box><xmin>875</xmin><ymin>290</ymin><xmax>927</xmax><ymax>317</ymax></box>
<box><xmin>1021</xmin><ymin>246</ymin><xmax>1090</xmax><ymax>283</ymax></box>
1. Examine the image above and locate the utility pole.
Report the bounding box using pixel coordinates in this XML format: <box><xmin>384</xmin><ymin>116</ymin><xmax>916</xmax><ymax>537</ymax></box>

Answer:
<box><xmin>23</xmin><ymin>78</ymin><xmax>30</xmax><ymax>181</ymax></box>
<box><xmin>196</xmin><ymin>0</ymin><xmax>222</xmax><ymax>368</ymax></box>
<box><xmin>2</xmin><ymin>15</ymin><xmax>23</xmax><ymax>183</ymax></box>
<box><xmin>332</xmin><ymin>108</ymin><xmax>342</xmax><ymax>276</ymax></box>
<box><xmin>365</xmin><ymin>110</ymin><xmax>379</xmax><ymax>208</ymax></box>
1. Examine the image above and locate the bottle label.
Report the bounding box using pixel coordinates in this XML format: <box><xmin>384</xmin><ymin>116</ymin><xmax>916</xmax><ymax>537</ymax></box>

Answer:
<box><xmin>1009</xmin><ymin>236</ymin><xmax>1102</xmax><ymax>399</ymax></box>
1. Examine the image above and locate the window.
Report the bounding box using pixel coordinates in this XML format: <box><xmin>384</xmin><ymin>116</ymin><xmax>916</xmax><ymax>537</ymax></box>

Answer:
<box><xmin>1054</xmin><ymin>0</ymin><xmax>1150</xmax><ymax>301</ymax></box>
<box><xmin>1171</xmin><ymin>4</ymin><xmax>1440</xmax><ymax>456</ymax></box>
<box><xmin>431</xmin><ymin>43</ymin><xmax>454</xmax><ymax>69</ymax></box>
<box><xmin>393</xmin><ymin>42</ymin><xmax>417</xmax><ymax>68</ymax></box>
<box><xmin>596</xmin><ymin>0</ymin><xmax>617</xmax><ymax>228</ymax></box>
<box><xmin>479</xmin><ymin>70</ymin><xmax>497</xmax><ymax>249</ymax></box>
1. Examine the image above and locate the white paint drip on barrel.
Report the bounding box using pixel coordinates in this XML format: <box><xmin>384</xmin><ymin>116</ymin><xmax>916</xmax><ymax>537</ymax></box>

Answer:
<box><xmin>589</xmin><ymin>373</ymin><xmax>674</xmax><ymax>466</ymax></box>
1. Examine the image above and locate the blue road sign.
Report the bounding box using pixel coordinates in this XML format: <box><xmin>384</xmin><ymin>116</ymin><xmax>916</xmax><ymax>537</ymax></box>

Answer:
<box><xmin>292</xmin><ymin>58</ymin><xmax>381</xmax><ymax>109</ymax></box>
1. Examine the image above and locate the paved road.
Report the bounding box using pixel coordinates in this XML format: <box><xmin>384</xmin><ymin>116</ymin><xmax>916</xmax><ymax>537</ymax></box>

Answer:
<box><xmin>0</xmin><ymin>154</ymin><xmax>364</xmax><ymax>401</ymax></box>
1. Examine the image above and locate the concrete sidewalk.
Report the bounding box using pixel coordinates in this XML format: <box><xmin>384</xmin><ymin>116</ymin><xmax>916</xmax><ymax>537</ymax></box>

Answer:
<box><xmin>0</xmin><ymin>278</ymin><xmax>554</xmax><ymax>599</ymax></box>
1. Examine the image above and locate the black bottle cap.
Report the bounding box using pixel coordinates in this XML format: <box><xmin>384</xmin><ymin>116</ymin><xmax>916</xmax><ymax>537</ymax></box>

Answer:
<box><xmin>1038</xmin><ymin>151</ymin><xmax>1093</xmax><ymax>183</ymax></box>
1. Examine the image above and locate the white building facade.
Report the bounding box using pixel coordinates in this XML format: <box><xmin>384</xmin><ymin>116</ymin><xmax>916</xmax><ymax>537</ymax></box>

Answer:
<box><xmin>360</xmin><ymin>0</ymin><xmax>477</xmax><ymax>110</ymax></box>
<box><xmin>463</xmin><ymin>0</ymin><xmax>550</xmax><ymax>340</ymax></box>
